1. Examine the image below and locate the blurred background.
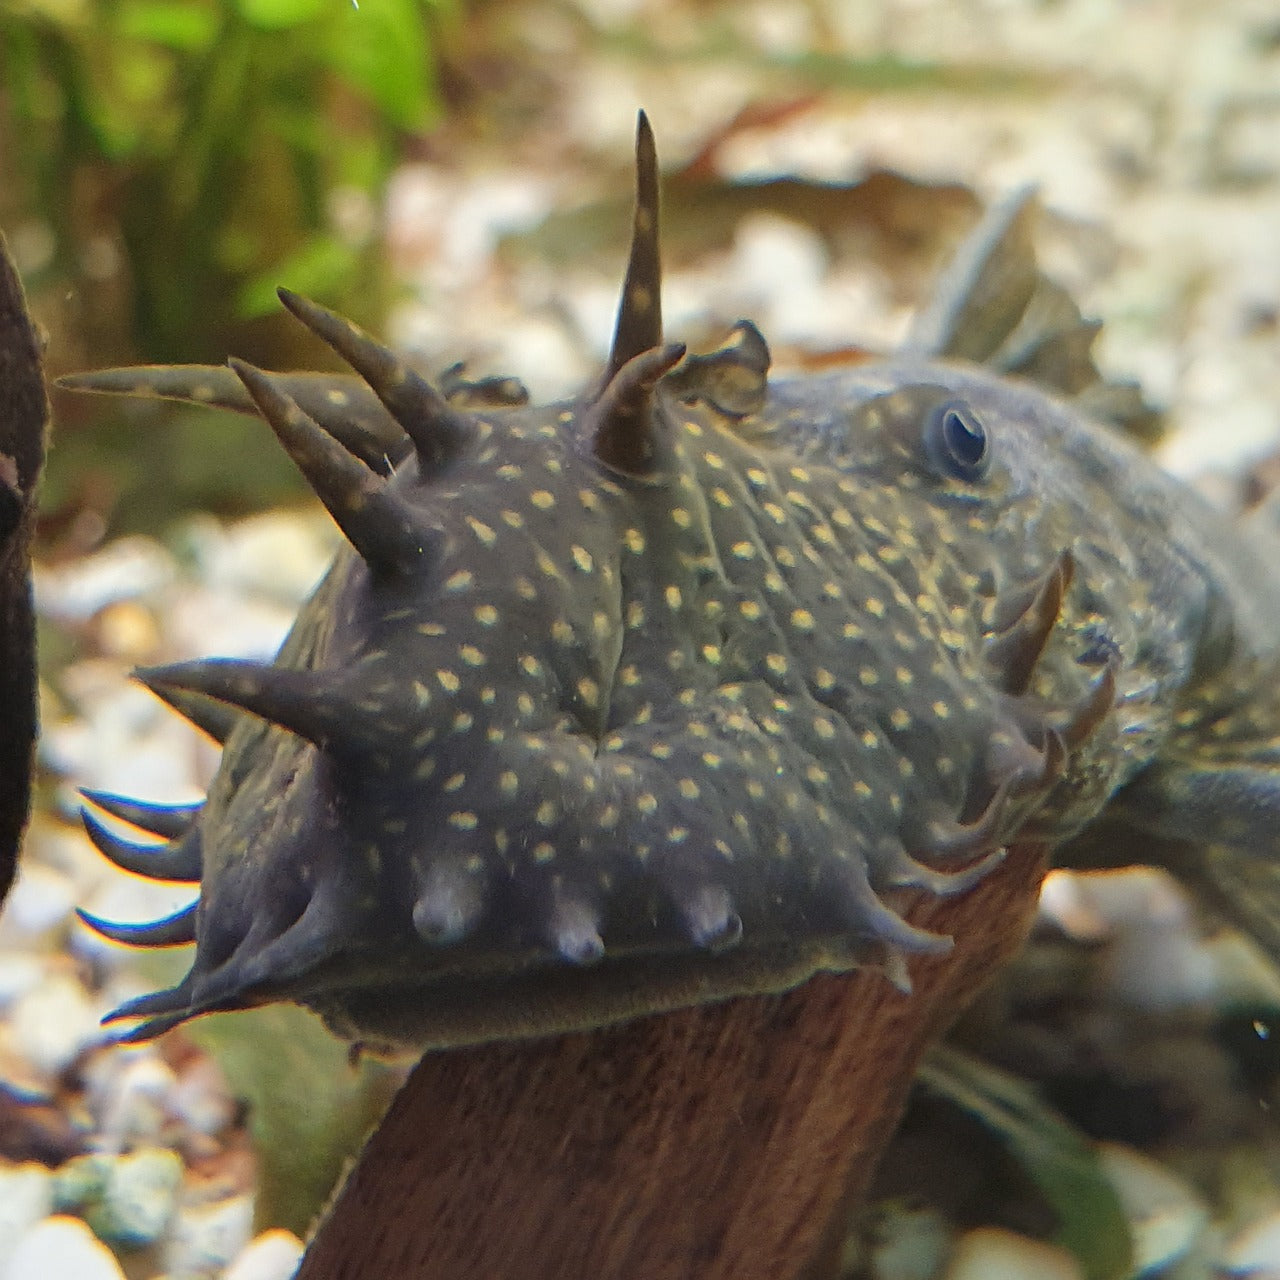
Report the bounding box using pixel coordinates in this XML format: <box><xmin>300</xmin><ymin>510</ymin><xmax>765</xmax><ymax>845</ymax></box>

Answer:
<box><xmin>2</xmin><ymin>1</ymin><xmax>1280</xmax><ymax>1277</ymax></box>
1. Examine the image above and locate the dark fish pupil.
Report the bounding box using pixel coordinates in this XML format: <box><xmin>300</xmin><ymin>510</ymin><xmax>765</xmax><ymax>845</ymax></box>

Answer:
<box><xmin>924</xmin><ymin>398</ymin><xmax>989</xmax><ymax>481</ymax></box>
<box><xmin>944</xmin><ymin>406</ymin><xmax>985</xmax><ymax>467</ymax></box>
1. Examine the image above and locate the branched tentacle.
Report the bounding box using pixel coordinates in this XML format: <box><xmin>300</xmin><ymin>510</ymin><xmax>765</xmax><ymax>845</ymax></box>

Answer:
<box><xmin>276</xmin><ymin>289</ymin><xmax>476</xmax><ymax>478</ymax></box>
<box><xmin>78</xmin><ymin>901</ymin><xmax>198</xmax><ymax>948</ymax></box>
<box><xmin>80</xmin><ymin>807</ymin><xmax>202</xmax><ymax>882</ymax></box>
<box><xmin>79</xmin><ymin>790</ymin><xmax>201</xmax><ymax>841</ymax></box>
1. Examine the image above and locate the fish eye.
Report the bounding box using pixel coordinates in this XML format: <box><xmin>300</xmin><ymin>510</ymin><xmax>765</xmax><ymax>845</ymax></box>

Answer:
<box><xmin>923</xmin><ymin>399</ymin><xmax>989</xmax><ymax>482</ymax></box>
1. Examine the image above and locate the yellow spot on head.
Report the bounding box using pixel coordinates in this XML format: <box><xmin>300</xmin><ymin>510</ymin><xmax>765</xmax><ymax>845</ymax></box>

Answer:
<box><xmin>637</xmin><ymin>793</ymin><xmax>658</xmax><ymax>816</ymax></box>
<box><xmin>889</xmin><ymin>708</ymin><xmax>912</xmax><ymax>731</ymax></box>
<box><xmin>436</xmin><ymin>669</ymin><xmax>461</xmax><ymax>693</ymax></box>
<box><xmin>444</xmin><ymin>571</ymin><xmax>473</xmax><ymax>593</ymax></box>
<box><xmin>466</xmin><ymin>517</ymin><xmax>497</xmax><ymax>547</ymax></box>
<box><xmin>475</xmin><ymin>604</ymin><xmax>498</xmax><ymax>626</ymax></box>
<box><xmin>448</xmin><ymin>811</ymin><xmax>478</xmax><ymax>830</ymax></box>
<box><xmin>530</xmin><ymin>490</ymin><xmax>555</xmax><ymax>510</ymax></box>
<box><xmin>791</xmin><ymin>608</ymin><xmax>815</xmax><ymax>632</ymax></box>
<box><xmin>671</xmin><ymin>508</ymin><xmax>692</xmax><ymax>529</ymax></box>
<box><xmin>665</xmin><ymin>585</ymin><xmax>683</xmax><ymax>610</ymax></box>
<box><xmin>571</xmin><ymin>545</ymin><xmax>593</xmax><ymax>572</ymax></box>
<box><xmin>459</xmin><ymin>645</ymin><xmax>485</xmax><ymax>667</ymax></box>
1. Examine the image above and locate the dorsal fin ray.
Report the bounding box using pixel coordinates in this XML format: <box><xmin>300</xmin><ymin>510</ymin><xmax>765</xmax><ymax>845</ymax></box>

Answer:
<box><xmin>907</xmin><ymin>188</ymin><xmax>1161</xmax><ymax>442</ymax></box>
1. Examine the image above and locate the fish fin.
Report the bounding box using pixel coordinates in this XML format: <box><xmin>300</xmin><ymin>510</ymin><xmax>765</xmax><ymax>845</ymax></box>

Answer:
<box><xmin>908</xmin><ymin>188</ymin><xmax>1162</xmax><ymax>444</ymax></box>
<box><xmin>1057</xmin><ymin>748</ymin><xmax>1280</xmax><ymax>970</ymax></box>
<box><xmin>1069</xmin><ymin>813</ymin><xmax>1280</xmax><ymax>974</ymax></box>
<box><xmin>1109</xmin><ymin>759</ymin><xmax>1280</xmax><ymax>861</ymax></box>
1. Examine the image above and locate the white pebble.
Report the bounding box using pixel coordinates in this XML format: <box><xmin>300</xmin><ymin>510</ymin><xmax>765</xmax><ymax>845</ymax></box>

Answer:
<box><xmin>169</xmin><ymin>1056</ymin><xmax>237</xmax><ymax>1138</ymax></box>
<box><xmin>0</xmin><ymin>1164</ymin><xmax>53</xmax><ymax>1267</ymax></box>
<box><xmin>1222</xmin><ymin>1205</ymin><xmax>1280</xmax><ymax>1275</ymax></box>
<box><xmin>2</xmin><ymin>1215</ymin><xmax>125</xmax><ymax>1280</ymax></box>
<box><xmin>95</xmin><ymin>1054</ymin><xmax>180</xmax><ymax>1152</ymax></box>
<box><xmin>223</xmin><ymin>1230</ymin><xmax>305</xmax><ymax>1280</ymax></box>
<box><xmin>7</xmin><ymin>970</ymin><xmax>103</xmax><ymax>1077</ymax></box>
<box><xmin>943</xmin><ymin>1226</ymin><xmax>1083</xmax><ymax>1280</ymax></box>
<box><xmin>34</xmin><ymin>536</ymin><xmax>176</xmax><ymax>625</ymax></box>
<box><xmin>1097</xmin><ymin>1141</ymin><xmax>1207</xmax><ymax>1274</ymax></box>
<box><xmin>179</xmin><ymin>503</ymin><xmax>334</xmax><ymax>604</ymax></box>
<box><xmin>88</xmin><ymin>1147</ymin><xmax>183</xmax><ymax>1248</ymax></box>
<box><xmin>0</xmin><ymin>954</ymin><xmax>52</xmax><ymax>1010</ymax></box>
<box><xmin>163</xmin><ymin>1193</ymin><xmax>255</xmax><ymax>1278</ymax></box>
<box><xmin>0</xmin><ymin>864</ymin><xmax>78</xmax><ymax>950</ymax></box>
<box><xmin>868</xmin><ymin>1204</ymin><xmax>952</xmax><ymax>1280</ymax></box>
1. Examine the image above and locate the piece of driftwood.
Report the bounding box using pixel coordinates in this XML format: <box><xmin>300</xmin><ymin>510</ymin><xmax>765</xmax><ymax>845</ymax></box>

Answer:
<box><xmin>0</xmin><ymin>234</ymin><xmax>48</xmax><ymax>908</ymax></box>
<box><xmin>296</xmin><ymin>843</ymin><xmax>1046</xmax><ymax>1280</ymax></box>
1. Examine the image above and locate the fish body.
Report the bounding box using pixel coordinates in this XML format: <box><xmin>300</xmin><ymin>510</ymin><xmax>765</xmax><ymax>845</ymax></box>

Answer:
<box><xmin>65</xmin><ymin>117</ymin><xmax>1280</xmax><ymax>1048</ymax></box>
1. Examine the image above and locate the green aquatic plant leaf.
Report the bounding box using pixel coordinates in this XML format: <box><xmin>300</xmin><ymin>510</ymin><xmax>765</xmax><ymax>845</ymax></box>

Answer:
<box><xmin>917</xmin><ymin>1045</ymin><xmax>1134</xmax><ymax>1280</ymax></box>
